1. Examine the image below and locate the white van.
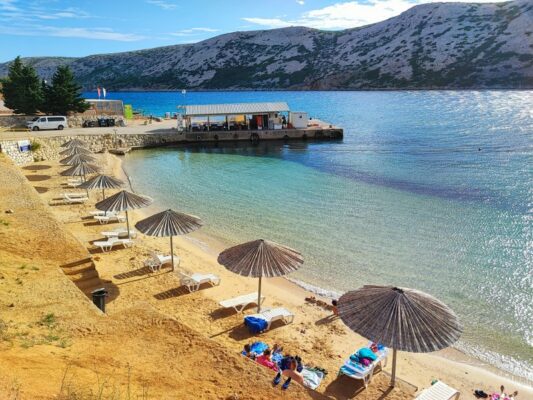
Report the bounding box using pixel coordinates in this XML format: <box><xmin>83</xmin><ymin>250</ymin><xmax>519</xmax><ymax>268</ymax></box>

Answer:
<box><xmin>27</xmin><ymin>116</ymin><xmax>67</xmax><ymax>131</ymax></box>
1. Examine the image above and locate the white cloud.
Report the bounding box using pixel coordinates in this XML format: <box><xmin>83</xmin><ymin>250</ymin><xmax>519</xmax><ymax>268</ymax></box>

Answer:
<box><xmin>146</xmin><ymin>0</ymin><xmax>177</xmax><ymax>10</ymax></box>
<box><xmin>244</xmin><ymin>0</ymin><xmax>510</xmax><ymax>30</ymax></box>
<box><xmin>0</xmin><ymin>24</ymin><xmax>145</xmax><ymax>41</ymax></box>
<box><xmin>297</xmin><ymin>0</ymin><xmax>305</xmax><ymax>5</ymax></box>
<box><xmin>170</xmin><ymin>27</ymin><xmax>220</xmax><ymax>37</ymax></box>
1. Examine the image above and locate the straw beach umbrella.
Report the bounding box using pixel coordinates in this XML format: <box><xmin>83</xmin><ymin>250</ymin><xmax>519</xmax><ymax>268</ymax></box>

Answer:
<box><xmin>61</xmin><ymin>138</ymin><xmax>88</xmax><ymax>148</ymax></box>
<box><xmin>217</xmin><ymin>239</ymin><xmax>303</xmax><ymax>312</ymax></box>
<box><xmin>60</xmin><ymin>153</ymin><xmax>96</xmax><ymax>165</ymax></box>
<box><xmin>95</xmin><ymin>190</ymin><xmax>153</xmax><ymax>238</ymax></box>
<box><xmin>135</xmin><ymin>209</ymin><xmax>203</xmax><ymax>271</ymax></box>
<box><xmin>337</xmin><ymin>285</ymin><xmax>462</xmax><ymax>387</ymax></box>
<box><xmin>61</xmin><ymin>162</ymin><xmax>100</xmax><ymax>182</ymax></box>
<box><xmin>77</xmin><ymin>174</ymin><xmax>124</xmax><ymax>199</ymax></box>
<box><xmin>60</xmin><ymin>146</ymin><xmax>93</xmax><ymax>157</ymax></box>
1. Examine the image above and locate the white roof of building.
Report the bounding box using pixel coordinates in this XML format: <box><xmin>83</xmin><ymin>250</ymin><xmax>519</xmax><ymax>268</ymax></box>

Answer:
<box><xmin>183</xmin><ymin>102</ymin><xmax>289</xmax><ymax>116</ymax></box>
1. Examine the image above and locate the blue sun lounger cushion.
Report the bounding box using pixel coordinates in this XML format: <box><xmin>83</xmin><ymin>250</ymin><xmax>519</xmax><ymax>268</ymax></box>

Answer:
<box><xmin>244</xmin><ymin>316</ymin><xmax>268</xmax><ymax>334</ymax></box>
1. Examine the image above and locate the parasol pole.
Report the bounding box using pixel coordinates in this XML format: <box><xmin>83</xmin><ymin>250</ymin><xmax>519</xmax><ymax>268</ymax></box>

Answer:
<box><xmin>170</xmin><ymin>235</ymin><xmax>175</xmax><ymax>271</ymax></box>
<box><xmin>390</xmin><ymin>348</ymin><xmax>397</xmax><ymax>387</ymax></box>
<box><xmin>257</xmin><ymin>274</ymin><xmax>262</xmax><ymax>313</ymax></box>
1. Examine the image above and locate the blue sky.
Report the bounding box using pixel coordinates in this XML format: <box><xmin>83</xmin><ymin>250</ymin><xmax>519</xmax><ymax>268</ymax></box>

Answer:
<box><xmin>0</xmin><ymin>0</ymin><xmax>505</xmax><ymax>62</ymax></box>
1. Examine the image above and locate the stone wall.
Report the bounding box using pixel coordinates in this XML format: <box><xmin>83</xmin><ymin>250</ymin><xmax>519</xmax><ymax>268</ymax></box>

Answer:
<box><xmin>0</xmin><ymin>141</ymin><xmax>34</xmax><ymax>165</ymax></box>
<box><xmin>0</xmin><ymin>132</ymin><xmax>184</xmax><ymax>163</ymax></box>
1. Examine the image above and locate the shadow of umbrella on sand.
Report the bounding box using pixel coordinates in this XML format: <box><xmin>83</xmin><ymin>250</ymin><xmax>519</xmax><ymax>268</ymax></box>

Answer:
<box><xmin>135</xmin><ymin>209</ymin><xmax>203</xmax><ymax>271</ymax></box>
<box><xmin>95</xmin><ymin>190</ymin><xmax>153</xmax><ymax>239</ymax></box>
<box><xmin>337</xmin><ymin>285</ymin><xmax>462</xmax><ymax>387</ymax></box>
<box><xmin>217</xmin><ymin>239</ymin><xmax>303</xmax><ymax>313</ymax></box>
<box><xmin>77</xmin><ymin>174</ymin><xmax>124</xmax><ymax>200</ymax></box>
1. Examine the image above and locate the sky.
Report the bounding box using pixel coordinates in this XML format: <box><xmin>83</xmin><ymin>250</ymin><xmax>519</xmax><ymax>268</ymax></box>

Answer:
<box><xmin>0</xmin><ymin>0</ymin><xmax>507</xmax><ymax>62</ymax></box>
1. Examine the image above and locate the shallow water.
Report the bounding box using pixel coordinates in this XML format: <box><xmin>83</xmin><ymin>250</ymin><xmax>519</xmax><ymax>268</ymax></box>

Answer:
<box><xmin>105</xmin><ymin>90</ymin><xmax>533</xmax><ymax>381</ymax></box>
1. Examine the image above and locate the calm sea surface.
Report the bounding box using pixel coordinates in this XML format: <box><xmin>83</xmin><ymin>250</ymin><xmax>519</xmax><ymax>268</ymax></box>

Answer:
<box><xmin>88</xmin><ymin>91</ymin><xmax>533</xmax><ymax>381</ymax></box>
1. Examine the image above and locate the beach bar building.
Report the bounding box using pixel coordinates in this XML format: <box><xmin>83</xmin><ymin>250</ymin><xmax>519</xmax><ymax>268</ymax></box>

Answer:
<box><xmin>177</xmin><ymin>102</ymin><xmax>342</xmax><ymax>142</ymax></box>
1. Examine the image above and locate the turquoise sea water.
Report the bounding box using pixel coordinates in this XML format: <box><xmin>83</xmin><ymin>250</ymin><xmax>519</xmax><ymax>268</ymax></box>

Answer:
<box><xmin>92</xmin><ymin>91</ymin><xmax>533</xmax><ymax>382</ymax></box>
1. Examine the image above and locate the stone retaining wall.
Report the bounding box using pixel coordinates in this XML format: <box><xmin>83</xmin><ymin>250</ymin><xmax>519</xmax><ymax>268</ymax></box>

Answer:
<box><xmin>0</xmin><ymin>141</ymin><xmax>34</xmax><ymax>165</ymax></box>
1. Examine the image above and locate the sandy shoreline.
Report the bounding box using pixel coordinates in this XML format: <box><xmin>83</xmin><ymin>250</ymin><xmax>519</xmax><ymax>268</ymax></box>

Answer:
<box><xmin>113</xmin><ymin>152</ymin><xmax>532</xmax><ymax>393</ymax></box>
<box><xmin>4</xmin><ymin>149</ymin><xmax>530</xmax><ymax>399</ymax></box>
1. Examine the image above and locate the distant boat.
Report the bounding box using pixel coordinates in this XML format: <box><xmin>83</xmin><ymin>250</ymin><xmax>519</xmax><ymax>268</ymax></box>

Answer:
<box><xmin>181</xmin><ymin>89</ymin><xmax>186</xmax><ymax>95</ymax></box>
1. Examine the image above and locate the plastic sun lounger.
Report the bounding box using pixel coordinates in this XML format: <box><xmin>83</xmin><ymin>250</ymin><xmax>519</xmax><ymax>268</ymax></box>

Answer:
<box><xmin>93</xmin><ymin>237</ymin><xmax>134</xmax><ymax>252</ymax></box>
<box><xmin>178</xmin><ymin>271</ymin><xmax>221</xmax><ymax>292</ymax></box>
<box><xmin>247</xmin><ymin>307</ymin><xmax>295</xmax><ymax>330</ymax></box>
<box><xmin>94</xmin><ymin>214</ymin><xmax>126</xmax><ymax>224</ymax></box>
<box><xmin>415</xmin><ymin>381</ymin><xmax>460</xmax><ymax>400</ymax></box>
<box><xmin>101</xmin><ymin>228</ymin><xmax>137</xmax><ymax>239</ymax></box>
<box><xmin>62</xmin><ymin>192</ymin><xmax>87</xmax><ymax>198</ymax></box>
<box><xmin>339</xmin><ymin>343</ymin><xmax>388</xmax><ymax>388</ymax></box>
<box><xmin>89</xmin><ymin>210</ymin><xmax>114</xmax><ymax>216</ymax></box>
<box><xmin>219</xmin><ymin>292</ymin><xmax>266</xmax><ymax>313</ymax></box>
<box><xmin>144</xmin><ymin>253</ymin><xmax>180</xmax><ymax>272</ymax></box>
<box><xmin>62</xmin><ymin>193</ymin><xmax>89</xmax><ymax>204</ymax></box>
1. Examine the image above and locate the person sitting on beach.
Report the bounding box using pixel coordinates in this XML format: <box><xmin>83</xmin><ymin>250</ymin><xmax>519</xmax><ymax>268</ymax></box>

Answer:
<box><xmin>332</xmin><ymin>299</ymin><xmax>339</xmax><ymax>316</ymax></box>
<box><xmin>242</xmin><ymin>344</ymin><xmax>256</xmax><ymax>360</ymax></box>
<box><xmin>273</xmin><ymin>355</ymin><xmax>304</xmax><ymax>390</ymax></box>
<box><xmin>256</xmin><ymin>349</ymin><xmax>278</xmax><ymax>371</ymax></box>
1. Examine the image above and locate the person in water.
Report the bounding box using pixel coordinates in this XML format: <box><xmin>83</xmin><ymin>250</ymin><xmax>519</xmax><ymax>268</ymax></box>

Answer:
<box><xmin>273</xmin><ymin>355</ymin><xmax>304</xmax><ymax>390</ymax></box>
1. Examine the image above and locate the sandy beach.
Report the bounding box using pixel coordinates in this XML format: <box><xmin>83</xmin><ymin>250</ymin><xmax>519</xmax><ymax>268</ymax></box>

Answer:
<box><xmin>0</xmin><ymin>150</ymin><xmax>531</xmax><ymax>400</ymax></box>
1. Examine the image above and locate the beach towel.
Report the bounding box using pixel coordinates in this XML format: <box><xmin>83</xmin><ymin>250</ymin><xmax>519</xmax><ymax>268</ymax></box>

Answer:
<box><xmin>244</xmin><ymin>316</ymin><xmax>267</xmax><ymax>333</ymax></box>
<box><xmin>302</xmin><ymin>367</ymin><xmax>325</xmax><ymax>390</ymax></box>
<box><xmin>358</xmin><ymin>347</ymin><xmax>377</xmax><ymax>361</ymax></box>
<box><xmin>250</xmin><ymin>341</ymin><xmax>268</xmax><ymax>354</ymax></box>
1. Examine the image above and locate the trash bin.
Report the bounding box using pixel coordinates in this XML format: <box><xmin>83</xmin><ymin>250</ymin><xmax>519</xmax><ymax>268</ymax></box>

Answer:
<box><xmin>97</xmin><ymin>118</ymin><xmax>108</xmax><ymax>127</ymax></box>
<box><xmin>91</xmin><ymin>288</ymin><xmax>108</xmax><ymax>313</ymax></box>
<box><xmin>107</xmin><ymin>118</ymin><xmax>115</xmax><ymax>127</ymax></box>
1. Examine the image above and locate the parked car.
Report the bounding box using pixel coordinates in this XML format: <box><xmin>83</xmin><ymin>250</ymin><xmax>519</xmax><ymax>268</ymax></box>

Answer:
<box><xmin>27</xmin><ymin>116</ymin><xmax>67</xmax><ymax>131</ymax></box>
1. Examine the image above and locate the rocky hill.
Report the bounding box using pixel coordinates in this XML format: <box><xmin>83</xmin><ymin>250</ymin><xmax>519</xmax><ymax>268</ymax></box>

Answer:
<box><xmin>1</xmin><ymin>0</ymin><xmax>532</xmax><ymax>89</ymax></box>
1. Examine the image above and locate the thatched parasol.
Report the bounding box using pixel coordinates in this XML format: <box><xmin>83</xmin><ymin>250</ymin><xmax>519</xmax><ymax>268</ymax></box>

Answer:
<box><xmin>61</xmin><ymin>138</ymin><xmax>88</xmax><ymax>148</ymax></box>
<box><xmin>60</xmin><ymin>162</ymin><xmax>100</xmax><ymax>180</ymax></box>
<box><xmin>60</xmin><ymin>162</ymin><xmax>100</xmax><ymax>196</ymax></box>
<box><xmin>217</xmin><ymin>239</ymin><xmax>303</xmax><ymax>312</ymax></box>
<box><xmin>60</xmin><ymin>146</ymin><xmax>93</xmax><ymax>157</ymax></box>
<box><xmin>77</xmin><ymin>174</ymin><xmax>124</xmax><ymax>199</ymax></box>
<box><xmin>60</xmin><ymin>153</ymin><xmax>96</xmax><ymax>165</ymax></box>
<box><xmin>135</xmin><ymin>209</ymin><xmax>203</xmax><ymax>271</ymax></box>
<box><xmin>337</xmin><ymin>285</ymin><xmax>462</xmax><ymax>387</ymax></box>
<box><xmin>95</xmin><ymin>190</ymin><xmax>153</xmax><ymax>238</ymax></box>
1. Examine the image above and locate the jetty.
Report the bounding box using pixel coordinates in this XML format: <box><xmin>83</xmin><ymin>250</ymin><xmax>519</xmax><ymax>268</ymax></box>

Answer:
<box><xmin>175</xmin><ymin>102</ymin><xmax>343</xmax><ymax>142</ymax></box>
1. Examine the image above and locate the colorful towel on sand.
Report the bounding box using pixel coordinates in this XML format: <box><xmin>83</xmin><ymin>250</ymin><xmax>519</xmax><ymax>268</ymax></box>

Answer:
<box><xmin>302</xmin><ymin>367</ymin><xmax>325</xmax><ymax>390</ymax></box>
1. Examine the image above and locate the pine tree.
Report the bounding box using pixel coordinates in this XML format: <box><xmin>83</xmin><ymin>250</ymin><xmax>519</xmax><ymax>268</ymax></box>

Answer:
<box><xmin>42</xmin><ymin>65</ymin><xmax>89</xmax><ymax>115</ymax></box>
<box><xmin>0</xmin><ymin>56</ymin><xmax>43</xmax><ymax>114</ymax></box>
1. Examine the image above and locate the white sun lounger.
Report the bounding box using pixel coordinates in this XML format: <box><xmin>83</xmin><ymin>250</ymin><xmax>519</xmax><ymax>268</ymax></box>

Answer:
<box><xmin>339</xmin><ymin>343</ymin><xmax>388</xmax><ymax>388</ymax></box>
<box><xmin>220</xmin><ymin>292</ymin><xmax>265</xmax><ymax>313</ymax></box>
<box><xmin>62</xmin><ymin>193</ymin><xmax>89</xmax><ymax>204</ymax></box>
<box><xmin>144</xmin><ymin>253</ymin><xmax>179</xmax><ymax>272</ymax></box>
<box><xmin>93</xmin><ymin>237</ymin><xmax>134</xmax><ymax>252</ymax></box>
<box><xmin>94</xmin><ymin>214</ymin><xmax>126</xmax><ymax>224</ymax></box>
<box><xmin>89</xmin><ymin>210</ymin><xmax>112</xmax><ymax>216</ymax></box>
<box><xmin>101</xmin><ymin>227</ymin><xmax>137</xmax><ymax>239</ymax></box>
<box><xmin>178</xmin><ymin>271</ymin><xmax>221</xmax><ymax>292</ymax></box>
<box><xmin>247</xmin><ymin>307</ymin><xmax>295</xmax><ymax>330</ymax></box>
<box><xmin>415</xmin><ymin>381</ymin><xmax>460</xmax><ymax>400</ymax></box>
